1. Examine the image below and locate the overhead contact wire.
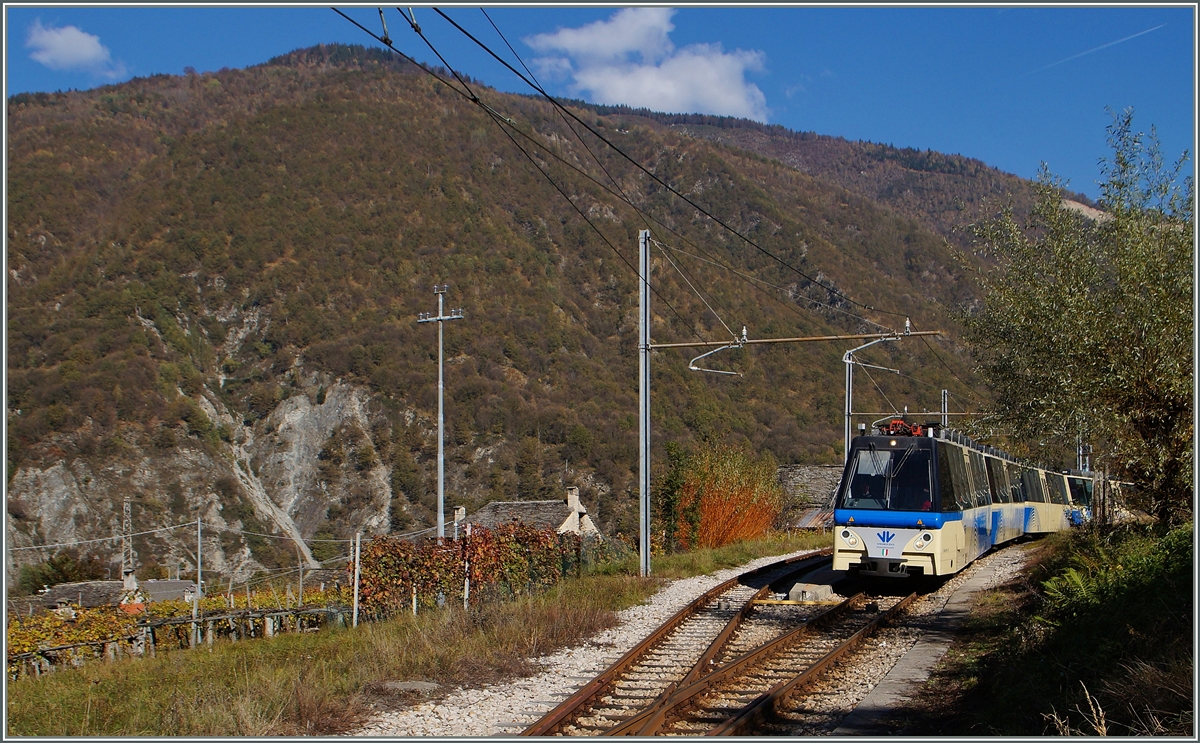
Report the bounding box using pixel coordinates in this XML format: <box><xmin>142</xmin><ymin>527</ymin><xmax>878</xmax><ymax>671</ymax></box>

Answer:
<box><xmin>479</xmin><ymin>8</ymin><xmax>737</xmax><ymax>342</ymax></box>
<box><xmin>331</xmin><ymin>8</ymin><xmax>704</xmax><ymax>340</ymax></box>
<box><xmin>384</xmin><ymin>8</ymin><xmax>706</xmax><ymax>341</ymax></box>
<box><xmin>431</xmin><ymin>7</ymin><xmax>909</xmax><ymax>320</ymax></box>
<box><xmin>480</xmin><ymin>9</ymin><xmax>872</xmax><ymax>343</ymax></box>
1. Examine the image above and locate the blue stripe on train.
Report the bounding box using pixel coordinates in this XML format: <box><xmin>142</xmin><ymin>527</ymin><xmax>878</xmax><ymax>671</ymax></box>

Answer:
<box><xmin>833</xmin><ymin>509</ymin><xmax>963</xmax><ymax>529</ymax></box>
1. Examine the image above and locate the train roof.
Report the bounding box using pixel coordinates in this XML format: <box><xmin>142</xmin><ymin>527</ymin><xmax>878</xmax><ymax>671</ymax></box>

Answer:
<box><xmin>852</xmin><ymin>422</ymin><xmax>1085</xmax><ymax>475</ymax></box>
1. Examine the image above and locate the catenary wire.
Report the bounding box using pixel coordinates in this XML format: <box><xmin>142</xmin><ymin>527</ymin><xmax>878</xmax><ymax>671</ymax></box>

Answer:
<box><xmin>651</xmin><ymin>238</ymin><xmax>895</xmax><ymax>333</ymax></box>
<box><xmin>333</xmin><ymin>7</ymin><xmax>707</xmax><ymax>343</ymax></box>
<box><xmin>479</xmin><ymin>8</ymin><xmax>748</xmax><ymax>340</ymax></box>
<box><xmin>380</xmin><ymin>7</ymin><xmax>871</xmax><ymax>341</ymax></box>
<box><xmin>469</xmin><ymin>9</ymin><xmax>911</xmax><ymax>340</ymax></box>
<box><xmin>431</xmin><ymin>7</ymin><xmax>910</xmax><ymax>320</ymax></box>
<box><xmin>857</xmin><ymin>362</ymin><xmax>900</xmax><ymax>415</ymax></box>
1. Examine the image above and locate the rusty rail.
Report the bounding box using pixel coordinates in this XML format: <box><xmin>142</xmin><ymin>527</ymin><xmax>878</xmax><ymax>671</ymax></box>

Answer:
<box><xmin>613</xmin><ymin>591</ymin><xmax>867</xmax><ymax>736</ymax></box>
<box><xmin>710</xmin><ymin>591</ymin><xmax>919</xmax><ymax>736</ymax></box>
<box><xmin>521</xmin><ymin>549</ymin><xmax>832</xmax><ymax>736</ymax></box>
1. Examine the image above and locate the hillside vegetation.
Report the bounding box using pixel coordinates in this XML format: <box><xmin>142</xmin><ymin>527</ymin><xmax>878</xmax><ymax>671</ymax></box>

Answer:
<box><xmin>6</xmin><ymin>44</ymin><xmax>1018</xmax><ymax>577</ymax></box>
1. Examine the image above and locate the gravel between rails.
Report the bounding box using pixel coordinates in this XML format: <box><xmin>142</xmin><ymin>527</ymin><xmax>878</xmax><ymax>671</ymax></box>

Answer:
<box><xmin>347</xmin><ymin>545</ymin><xmax>1029</xmax><ymax>737</ymax></box>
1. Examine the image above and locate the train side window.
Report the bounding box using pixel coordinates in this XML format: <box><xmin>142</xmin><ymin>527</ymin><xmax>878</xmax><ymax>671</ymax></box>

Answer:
<box><xmin>985</xmin><ymin>458</ymin><xmax>1010</xmax><ymax>503</ymax></box>
<box><xmin>1046</xmin><ymin>474</ymin><xmax>1068</xmax><ymax>504</ymax></box>
<box><xmin>968</xmin><ymin>451</ymin><xmax>991</xmax><ymax>507</ymax></box>
<box><xmin>936</xmin><ymin>444</ymin><xmax>961</xmax><ymax>512</ymax></box>
<box><xmin>1067</xmin><ymin>477</ymin><xmax>1093</xmax><ymax>507</ymax></box>
<box><xmin>1008</xmin><ymin>463</ymin><xmax>1027</xmax><ymax>501</ymax></box>
<box><xmin>948</xmin><ymin>446</ymin><xmax>975</xmax><ymax>509</ymax></box>
<box><xmin>1022</xmin><ymin>469</ymin><xmax>1046</xmax><ymax>502</ymax></box>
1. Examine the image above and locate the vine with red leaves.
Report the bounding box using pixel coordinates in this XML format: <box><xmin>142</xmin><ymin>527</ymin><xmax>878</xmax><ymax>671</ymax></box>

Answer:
<box><xmin>356</xmin><ymin>524</ymin><xmax>580</xmax><ymax>616</ymax></box>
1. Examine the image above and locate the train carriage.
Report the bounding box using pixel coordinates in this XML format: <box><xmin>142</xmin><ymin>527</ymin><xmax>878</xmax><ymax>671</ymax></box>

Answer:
<box><xmin>832</xmin><ymin>419</ymin><xmax>1087</xmax><ymax>578</ymax></box>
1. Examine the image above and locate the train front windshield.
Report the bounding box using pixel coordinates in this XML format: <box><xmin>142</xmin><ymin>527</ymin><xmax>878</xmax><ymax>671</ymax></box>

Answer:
<box><xmin>838</xmin><ymin>447</ymin><xmax>934</xmax><ymax>511</ymax></box>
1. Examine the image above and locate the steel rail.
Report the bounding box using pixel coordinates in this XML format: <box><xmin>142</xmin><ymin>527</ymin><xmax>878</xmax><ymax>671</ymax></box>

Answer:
<box><xmin>709</xmin><ymin>591</ymin><xmax>920</xmax><ymax>736</ymax></box>
<box><xmin>603</xmin><ymin>578</ymin><xmax>801</xmax><ymax>736</ymax></box>
<box><xmin>520</xmin><ymin>549</ymin><xmax>832</xmax><ymax>736</ymax></box>
<box><xmin>614</xmin><ymin>591</ymin><xmax>867</xmax><ymax>736</ymax></box>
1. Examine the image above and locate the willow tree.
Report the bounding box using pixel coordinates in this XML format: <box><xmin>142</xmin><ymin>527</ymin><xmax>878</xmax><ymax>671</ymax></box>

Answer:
<box><xmin>963</xmin><ymin>110</ymin><xmax>1193</xmax><ymax>524</ymax></box>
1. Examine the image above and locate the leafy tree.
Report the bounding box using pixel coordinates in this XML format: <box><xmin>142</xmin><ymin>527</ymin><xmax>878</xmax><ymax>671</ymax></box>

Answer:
<box><xmin>652</xmin><ymin>441</ymin><xmax>688</xmax><ymax>551</ymax></box>
<box><xmin>15</xmin><ymin>549</ymin><xmax>108</xmax><ymax>595</ymax></box>
<box><xmin>962</xmin><ymin>110</ymin><xmax>1192</xmax><ymax>524</ymax></box>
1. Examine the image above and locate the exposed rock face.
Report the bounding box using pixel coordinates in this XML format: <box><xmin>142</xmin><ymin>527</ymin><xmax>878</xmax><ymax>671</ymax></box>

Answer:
<box><xmin>6</xmin><ymin>443</ymin><xmax>251</xmax><ymax>580</ymax></box>
<box><xmin>5</xmin><ymin>376</ymin><xmax>403</xmax><ymax>583</ymax></box>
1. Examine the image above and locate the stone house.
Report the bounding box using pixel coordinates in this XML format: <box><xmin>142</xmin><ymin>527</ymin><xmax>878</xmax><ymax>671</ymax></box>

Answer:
<box><xmin>7</xmin><ymin>571</ymin><xmax>199</xmax><ymax>616</ymax></box>
<box><xmin>465</xmin><ymin>487</ymin><xmax>600</xmax><ymax>537</ymax></box>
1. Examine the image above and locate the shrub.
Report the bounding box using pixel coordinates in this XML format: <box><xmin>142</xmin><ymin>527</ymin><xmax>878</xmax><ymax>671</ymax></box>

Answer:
<box><xmin>674</xmin><ymin>444</ymin><xmax>783</xmax><ymax>550</ymax></box>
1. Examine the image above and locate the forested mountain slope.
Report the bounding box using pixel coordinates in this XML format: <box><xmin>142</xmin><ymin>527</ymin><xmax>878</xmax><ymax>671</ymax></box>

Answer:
<box><xmin>7</xmin><ymin>44</ymin><xmax>1022</xmax><ymax>580</ymax></box>
<box><xmin>567</xmin><ymin>107</ymin><xmax>1099</xmax><ymax>249</ymax></box>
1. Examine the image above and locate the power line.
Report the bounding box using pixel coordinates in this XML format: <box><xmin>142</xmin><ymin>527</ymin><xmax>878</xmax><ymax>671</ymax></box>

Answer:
<box><xmin>9</xmin><ymin>523</ymin><xmax>193</xmax><ymax>552</ymax></box>
<box><xmin>429</xmin><ymin>7</ymin><xmax>910</xmax><ymax>320</ymax></box>
<box><xmin>656</xmin><ymin>241</ymin><xmax>739</xmax><ymax>341</ymax></box>
<box><xmin>909</xmin><ymin>323</ymin><xmax>989</xmax><ymax>403</ymax></box>
<box><xmin>336</xmin><ymin>7</ymin><xmax>983</xmax><ymax>421</ymax></box>
<box><xmin>332</xmin><ymin>7</ymin><xmax>707</xmax><ymax>344</ymax></box>
<box><xmin>346</xmin><ymin>8</ymin><xmax>864</xmax><ymax>344</ymax></box>
<box><xmin>340</xmin><ymin>7</ymin><xmax>904</xmax><ymax>329</ymax></box>
<box><xmin>199</xmin><ymin>520</ymin><xmax>354</xmax><ymax>544</ymax></box>
<box><xmin>480</xmin><ymin>7</ymin><xmax>744</xmax><ymax>344</ymax></box>
<box><xmin>652</xmin><ymin>238</ymin><xmax>894</xmax><ymax>333</ymax></box>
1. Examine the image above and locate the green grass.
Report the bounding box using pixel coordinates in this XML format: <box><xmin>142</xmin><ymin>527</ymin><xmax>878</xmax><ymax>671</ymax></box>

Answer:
<box><xmin>6</xmin><ymin>532</ymin><xmax>829</xmax><ymax>736</ymax></box>
<box><xmin>902</xmin><ymin>522</ymin><xmax>1193</xmax><ymax>736</ymax></box>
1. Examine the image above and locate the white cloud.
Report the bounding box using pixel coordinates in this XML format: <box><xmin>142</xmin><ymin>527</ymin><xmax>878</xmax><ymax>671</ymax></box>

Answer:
<box><xmin>26</xmin><ymin>19</ymin><xmax>127</xmax><ymax>79</ymax></box>
<box><xmin>525</xmin><ymin>8</ymin><xmax>769</xmax><ymax>122</ymax></box>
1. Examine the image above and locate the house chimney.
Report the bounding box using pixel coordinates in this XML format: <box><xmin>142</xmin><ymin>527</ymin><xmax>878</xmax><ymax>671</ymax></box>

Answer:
<box><xmin>566</xmin><ymin>486</ymin><xmax>581</xmax><ymax>513</ymax></box>
<box><xmin>122</xmin><ymin>568</ymin><xmax>138</xmax><ymax>592</ymax></box>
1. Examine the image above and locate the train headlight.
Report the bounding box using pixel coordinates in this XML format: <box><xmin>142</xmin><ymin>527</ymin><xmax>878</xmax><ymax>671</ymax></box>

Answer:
<box><xmin>913</xmin><ymin>532</ymin><xmax>934</xmax><ymax>550</ymax></box>
<box><xmin>840</xmin><ymin>529</ymin><xmax>858</xmax><ymax>547</ymax></box>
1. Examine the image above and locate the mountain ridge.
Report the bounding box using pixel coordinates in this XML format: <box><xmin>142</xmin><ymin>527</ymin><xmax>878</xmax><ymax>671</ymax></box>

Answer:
<box><xmin>7</xmin><ymin>43</ymin><xmax>1034</xmax><ymax>582</ymax></box>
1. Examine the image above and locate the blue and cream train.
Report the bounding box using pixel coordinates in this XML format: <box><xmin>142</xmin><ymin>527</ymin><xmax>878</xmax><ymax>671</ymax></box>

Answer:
<box><xmin>832</xmin><ymin>419</ymin><xmax>1095</xmax><ymax>578</ymax></box>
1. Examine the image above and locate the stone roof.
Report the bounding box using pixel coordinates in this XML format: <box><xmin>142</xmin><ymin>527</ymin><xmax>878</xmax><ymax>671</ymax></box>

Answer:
<box><xmin>777</xmin><ymin>465</ymin><xmax>844</xmax><ymax>507</ymax></box>
<box><xmin>465</xmin><ymin>500</ymin><xmax>575</xmax><ymax>531</ymax></box>
<box><xmin>139</xmin><ymin>579</ymin><xmax>199</xmax><ymax>602</ymax></box>
<box><xmin>36</xmin><ymin>580</ymin><xmax>127</xmax><ymax>608</ymax></box>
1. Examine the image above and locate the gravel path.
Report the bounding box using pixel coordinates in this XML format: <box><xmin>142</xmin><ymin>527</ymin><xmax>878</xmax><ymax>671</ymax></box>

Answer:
<box><xmin>347</xmin><ymin>545</ymin><xmax>1030</xmax><ymax>737</ymax></box>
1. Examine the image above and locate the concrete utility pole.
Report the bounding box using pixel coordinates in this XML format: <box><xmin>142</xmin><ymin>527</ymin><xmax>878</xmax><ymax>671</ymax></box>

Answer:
<box><xmin>638</xmin><ymin>230</ymin><xmax>651</xmax><ymax>578</ymax></box>
<box><xmin>418</xmin><ymin>285</ymin><xmax>464</xmax><ymax>540</ymax></box>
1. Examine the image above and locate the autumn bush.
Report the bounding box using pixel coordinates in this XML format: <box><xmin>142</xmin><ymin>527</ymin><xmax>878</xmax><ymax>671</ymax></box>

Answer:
<box><xmin>671</xmin><ymin>444</ymin><xmax>784</xmax><ymax>550</ymax></box>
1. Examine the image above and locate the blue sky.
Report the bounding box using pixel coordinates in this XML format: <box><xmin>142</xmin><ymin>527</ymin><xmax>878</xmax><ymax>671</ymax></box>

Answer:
<box><xmin>5</xmin><ymin>5</ymin><xmax>1195</xmax><ymax>200</ymax></box>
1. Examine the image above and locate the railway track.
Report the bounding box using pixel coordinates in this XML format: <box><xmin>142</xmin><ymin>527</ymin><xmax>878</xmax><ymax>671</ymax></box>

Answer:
<box><xmin>682</xmin><ymin>593</ymin><xmax>916</xmax><ymax>736</ymax></box>
<box><xmin>520</xmin><ymin>549</ymin><xmax>834</xmax><ymax>736</ymax></box>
